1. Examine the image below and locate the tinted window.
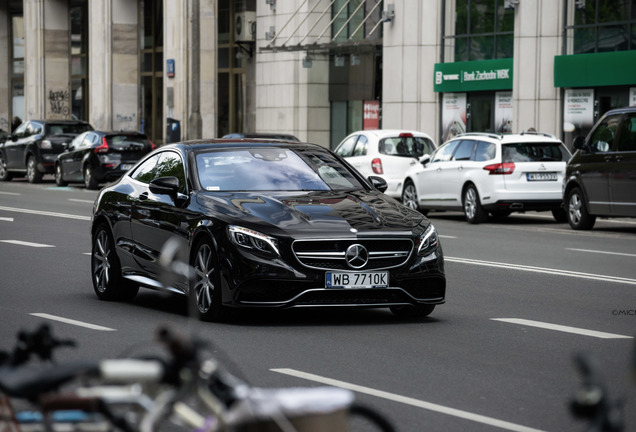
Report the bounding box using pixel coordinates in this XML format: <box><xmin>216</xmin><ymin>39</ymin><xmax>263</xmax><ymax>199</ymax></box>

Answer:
<box><xmin>431</xmin><ymin>140</ymin><xmax>460</xmax><ymax>163</ymax></box>
<box><xmin>617</xmin><ymin>114</ymin><xmax>636</xmax><ymax>152</ymax></box>
<box><xmin>502</xmin><ymin>142</ymin><xmax>570</xmax><ymax>162</ymax></box>
<box><xmin>588</xmin><ymin>115</ymin><xmax>620</xmax><ymax>153</ymax></box>
<box><xmin>335</xmin><ymin>135</ymin><xmax>358</xmax><ymax>157</ymax></box>
<box><xmin>130</xmin><ymin>151</ymin><xmax>185</xmax><ymax>192</ymax></box>
<box><xmin>196</xmin><ymin>147</ymin><xmax>364</xmax><ymax>192</ymax></box>
<box><xmin>45</xmin><ymin>123</ymin><xmax>93</xmax><ymax>135</ymax></box>
<box><xmin>473</xmin><ymin>141</ymin><xmax>496</xmax><ymax>161</ymax></box>
<box><xmin>452</xmin><ymin>140</ymin><xmax>475</xmax><ymax>161</ymax></box>
<box><xmin>379</xmin><ymin>136</ymin><xmax>435</xmax><ymax>158</ymax></box>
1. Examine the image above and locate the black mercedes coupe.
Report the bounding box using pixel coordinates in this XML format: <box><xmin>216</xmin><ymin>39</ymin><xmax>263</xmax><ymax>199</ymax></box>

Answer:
<box><xmin>90</xmin><ymin>139</ymin><xmax>445</xmax><ymax>321</ymax></box>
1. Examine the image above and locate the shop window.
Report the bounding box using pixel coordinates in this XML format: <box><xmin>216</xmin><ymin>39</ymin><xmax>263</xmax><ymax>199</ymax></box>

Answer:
<box><xmin>567</xmin><ymin>0</ymin><xmax>636</xmax><ymax>54</ymax></box>
<box><xmin>444</xmin><ymin>0</ymin><xmax>514</xmax><ymax>62</ymax></box>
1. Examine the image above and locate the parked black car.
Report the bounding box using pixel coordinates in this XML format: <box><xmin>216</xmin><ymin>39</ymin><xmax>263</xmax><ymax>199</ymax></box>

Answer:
<box><xmin>0</xmin><ymin>120</ymin><xmax>93</xmax><ymax>183</ymax></box>
<box><xmin>91</xmin><ymin>139</ymin><xmax>446</xmax><ymax>321</ymax></box>
<box><xmin>563</xmin><ymin>106</ymin><xmax>636</xmax><ymax>229</ymax></box>
<box><xmin>55</xmin><ymin>130</ymin><xmax>155</xmax><ymax>190</ymax></box>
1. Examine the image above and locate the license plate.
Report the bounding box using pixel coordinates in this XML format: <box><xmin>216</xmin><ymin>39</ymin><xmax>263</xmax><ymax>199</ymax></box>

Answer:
<box><xmin>526</xmin><ymin>172</ymin><xmax>557</xmax><ymax>181</ymax></box>
<box><xmin>325</xmin><ymin>272</ymin><xmax>389</xmax><ymax>289</ymax></box>
<box><xmin>121</xmin><ymin>164</ymin><xmax>134</xmax><ymax>171</ymax></box>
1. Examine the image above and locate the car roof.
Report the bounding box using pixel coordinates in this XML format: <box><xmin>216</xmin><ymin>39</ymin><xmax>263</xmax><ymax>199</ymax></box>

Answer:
<box><xmin>351</xmin><ymin>129</ymin><xmax>434</xmax><ymax>139</ymax></box>
<box><xmin>449</xmin><ymin>131</ymin><xmax>563</xmax><ymax>144</ymax></box>
<box><xmin>165</xmin><ymin>139</ymin><xmax>320</xmax><ymax>151</ymax></box>
<box><xmin>31</xmin><ymin>120</ymin><xmax>92</xmax><ymax>125</ymax></box>
<box><xmin>599</xmin><ymin>106</ymin><xmax>636</xmax><ymax>116</ymax></box>
<box><xmin>222</xmin><ymin>132</ymin><xmax>300</xmax><ymax>141</ymax></box>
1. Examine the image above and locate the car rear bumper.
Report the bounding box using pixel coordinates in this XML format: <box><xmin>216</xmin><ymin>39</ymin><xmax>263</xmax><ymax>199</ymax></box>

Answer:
<box><xmin>484</xmin><ymin>199</ymin><xmax>563</xmax><ymax>212</ymax></box>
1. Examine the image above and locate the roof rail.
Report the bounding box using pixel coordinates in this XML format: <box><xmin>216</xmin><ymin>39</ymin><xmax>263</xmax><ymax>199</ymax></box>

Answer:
<box><xmin>519</xmin><ymin>130</ymin><xmax>557</xmax><ymax>138</ymax></box>
<box><xmin>456</xmin><ymin>132</ymin><xmax>504</xmax><ymax>140</ymax></box>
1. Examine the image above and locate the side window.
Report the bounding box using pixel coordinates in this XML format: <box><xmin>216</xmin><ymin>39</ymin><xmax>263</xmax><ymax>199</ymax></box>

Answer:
<box><xmin>473</xmin><ymin>141</ymin><xmax>496</xmax><ymax>161</ymax></box>
<box><xmin>452</xmin><ymin>140</ymin><xmax>475</xmax><ymax>161</ymax></box>
<box><xmin>82</xmin><ymin>133</ymin><xmax>96</xmax><ymax>148</ymax></box>
<box><xmin>335</xmin><ymin>135</ymin><xmax>358</xmax><ymax>157</ymax></box>
<box><xmin>617</xmin><ymin>114</ymin><xmax>636</xmax><ymax>152</ymax></box>
<box><xmin>588</xmin><ymin>115</ymin><xmax>620</xmax><ymax>153</ymax></box>
<box><xmin>352</xmin><ymin>135</ymin><xmax>368</xmax><ymax>156</ymax></box>
<box><xmin>13</xmin><ymin>122</ymin><xmax>28</xmax><ymax>138</ymax></box>
<box><xmin>130</xmin><ymin>154</ymin><xmax>161</xmax><ymax>184</ymax></box>
<box><xmin>154</xmin><ymin>152</ymin><xmax>186</xmax><ymax>193</ymax></box>
<box><xmin>431</xmin><ymin>140</ymin><xmax>460</xmax><ymax>163</ymax></box>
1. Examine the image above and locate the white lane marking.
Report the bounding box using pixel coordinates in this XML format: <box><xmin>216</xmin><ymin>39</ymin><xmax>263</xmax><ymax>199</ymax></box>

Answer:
<box><xmin>439</xmin><ymin>234</ymin><xmax>457</xmax><ymax>239</ymax></box>
<box><xmin>69</xmin><ymin>198</ymin><xmax>94</xmax><ymax>204</ymax></box>
<box><xmin>272</xmin><ymin>368</ymin><xmax>547</xmax><ymax>432</ymax></box>
<box><xmin>0</xmin><ymin>240</ymin><xmax>55</xmax><ymax>248</ymax></box>
<box><xmin>446</xmin><ymin>257</ymin><xmax>636</xmax><ymax>286</ymax></box>
<box><xmin>491</xmin><ymin>318</ymin><xmax>633</xmax><ymax>339</ymax></box>
<box><xmin>30</xmin><ymin>313</ymin><xmax>116</xmax><ymax>331</ymax></box>
<box><xmin>0</xmin><ymin>205</ymin><xmax>90</xmax><ymax>221</ymax></box>
<box><xmin>0</xmin><ymin>217</ymin><xmax>14</xmax><ymax>222</ymax></box>
<box><xmin>0</xmin><ymin>191</ymin><xmax>20</xmax><ymax>196</ymax></box>
<box><xmin>566</xmin><ymin>248</ymin><xmax>636</xmax><ymax>258</ymax></box>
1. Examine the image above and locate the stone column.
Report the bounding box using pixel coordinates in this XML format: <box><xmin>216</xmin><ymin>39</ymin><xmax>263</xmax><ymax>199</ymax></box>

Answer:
<box><xmin>25</xmin><ymin>0</ymin><xmax>70</xmax><ymax>120</ymax></box>
<box><xmin>382</xmin><ymin>0</ymin><xmax>442</xmax><ymax>141</ymax></box>
<box><xmin>200</xmin><ymin>0</ymin><xmax>217</xmax><ymax>139</ymax></box>
<box><xmin>513</xmin><ymin>0</ymin><xmax>564</xmax><ymax>135</ymax></box>
<box><xmin>88</xmin><ymin>0</ymin><xmax>112</xmax><ymax>129</ymax></box>
<box><xmin>112</xmin><ymin>0</ymin><xmax>139</xmax><ymax>131</ymax></box>
<box><xmin>0</xmin><ymin>2</ymin><xmax>9</xmax><ymax>132</ymax></box>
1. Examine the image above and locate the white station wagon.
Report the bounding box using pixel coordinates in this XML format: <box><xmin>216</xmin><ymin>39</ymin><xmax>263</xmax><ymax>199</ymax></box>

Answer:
<box><xmin>401</xmin><ymin>132</ymin><xmax>572</xmax><ymax>223</ymax></box>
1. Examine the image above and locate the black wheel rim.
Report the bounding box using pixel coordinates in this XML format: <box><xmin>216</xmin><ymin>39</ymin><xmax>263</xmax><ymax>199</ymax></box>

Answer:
<box><xmin>193</xmin><ymin>243</ymin><xmax>215</xmax><ymax>313</ymax></box>
<box><xmin>93</xmin><ymin>230</ymin><xmax>111</xmax><ymax>293</ymax></box>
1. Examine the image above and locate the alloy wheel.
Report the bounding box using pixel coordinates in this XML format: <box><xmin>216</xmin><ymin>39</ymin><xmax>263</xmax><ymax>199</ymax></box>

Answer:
<box><xmin>464</xmin><ymin>188</ymin><xmax>477</xmax><ymax>220</ymax></box>
<box><xmin>193</xmin><ymin>243</ymin><xmax>215</xmax><ymax>314</ymax></box>
<box><xmin>568</xmin><ymin>192</ymin><xmax>583</xmax><ymax>225</ymax></box>
<box><xmin>93</xmin><ymin>230</ymin><xmax>112</xmax><ymax>294</ymax></box>
<box><xmin>402</xmin><ymin>183</ymin><xmax>419</xmax><ymax>210</ymax></box>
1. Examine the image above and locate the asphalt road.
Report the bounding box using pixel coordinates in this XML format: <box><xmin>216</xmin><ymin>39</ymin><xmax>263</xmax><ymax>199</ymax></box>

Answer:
<box><xmin>0</xmin><ymin>176</ymin><xmax>634</xmax><ymax>432</ymax></box>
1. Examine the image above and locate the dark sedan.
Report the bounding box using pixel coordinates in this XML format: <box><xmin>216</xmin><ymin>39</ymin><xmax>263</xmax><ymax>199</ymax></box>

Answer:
<box><xmin>90</xmin><ymin>139</ymin><xmax>445</xmax><ymax>321</ymax></box>
<box><xmin>0</xmin><ymin>120</ymin><xmax>93</xmax><ymax>183</ymax></box>
<box><xmin>56</xmin><ymin>131</ymin><xmax>155</xmax><ymax>190</ymax></box>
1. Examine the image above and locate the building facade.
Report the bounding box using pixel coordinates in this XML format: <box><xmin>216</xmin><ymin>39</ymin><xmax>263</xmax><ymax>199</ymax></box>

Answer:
<box><xmin>1</xmin><ymin>0</ymin><xmax>635</xmax><ymax>148</ymax></box>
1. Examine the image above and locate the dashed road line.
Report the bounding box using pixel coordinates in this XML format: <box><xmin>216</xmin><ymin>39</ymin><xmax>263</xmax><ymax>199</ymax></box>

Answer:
<box><xmin>0</xmin><ymin>191</ymin><xmax>20</xmax><ymax>196</ymax></box>
<box><xmin>446</xmin><ymin>256</ymin><xmax>636</xmax><ymax>285</ymax></box>
<box><xmin>272</xmin><ymin>368</ymin><xmax>547</xmax><ymax>432</ymax></box>
<box><xmin>566</xmin><ymin>248</ymin><xmax>636</xmax><ymax>258</ymax></box>
<box><xmin>68</xmin><ymin>198</ymin><xmax>95</xmax><ymax>204</ymax></box>
<box><xmin>0</xmin><ymin>240</ymin><xmax>55</xmax><ymax>248</ymax></box>
<box><xmin>0</xmin><ymin>217</ymin><xmax>14</xmax><ymax>222</ymax></box>
<box><xmin>0</xmin><ymin>205</ymin><xmax>90</xmax><ymax>221</ymax></box>
<box><xmin>491</xmin><ymin>318</ymin><xmax>633</xmax><ymax>339</ymax></box>
<box><xmin>30</xmin><ymin>313</ymin><xmax>116</xmax><ymax>331</ymax></box>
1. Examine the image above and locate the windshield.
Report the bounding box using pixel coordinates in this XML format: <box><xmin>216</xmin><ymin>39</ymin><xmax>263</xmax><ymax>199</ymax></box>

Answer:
<box><xmin>45</xmin><ymin>123</ymin><xmax>93</xmax><ymax>135</ymax></box>
<box><xmin>502</xmin><ymin>142</ymin><xmax>571</xmax><ymax>162</ymax></box>
<box><xmin>195</xmin><ymin>147</ymin><xmax>366</xmax><ymax>192</ymax></box>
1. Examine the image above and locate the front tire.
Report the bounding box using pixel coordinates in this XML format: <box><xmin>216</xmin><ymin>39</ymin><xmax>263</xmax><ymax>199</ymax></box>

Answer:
<box><xmin>27</xmin><ymin>156</ymin><xmax>43</xmax><ymax>183</ymax></box>
<box><xmin>0</xmin><ymin>153</ymin><xmax>13</xmax><ymax>181</ymax></box>
<box><xmin>566</xmin><ymin>187</ymin><xmax>596</xmax><ymax>230</ymax></box>
<box><xmin>463</xmin><ymin>184</ymin><xmax>487</xmax><ymax>224</ymax></box>
<box><xmin>55</xmin><ymin>163</ymin><xmax>67</xmax><ymax>186</ymax></box>
<box><xmin>92</xmin><ymin>223</ymin><xmax>139</xmax><ymax>301</ymax></box>
<box><xmin>401</xmin><ymin>181</ymin><xmax>420</xmax><ymax>211</ymax></box>
<box><xmin>190</xmin><ymin>239</ymin><xmax>228</xmax><ymax>322</ymax></box>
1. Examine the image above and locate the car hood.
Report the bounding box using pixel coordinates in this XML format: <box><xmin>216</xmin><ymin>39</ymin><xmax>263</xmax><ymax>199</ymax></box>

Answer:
<box><xmin>196</xmin><ymin>190</ymin><xmax>426</xmax><ymax>235</ymax></box>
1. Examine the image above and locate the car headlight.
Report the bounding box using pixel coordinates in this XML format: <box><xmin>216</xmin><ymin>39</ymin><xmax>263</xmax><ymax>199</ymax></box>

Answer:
<box><xmin>228</xmin><ymin>225</ymin><xmax>280</xmax><ymax>256</ymax></box>
<box><xmin>417</xmin><ymin>224</ymin><xmax>439</xmax><ymax>256</ymax></box>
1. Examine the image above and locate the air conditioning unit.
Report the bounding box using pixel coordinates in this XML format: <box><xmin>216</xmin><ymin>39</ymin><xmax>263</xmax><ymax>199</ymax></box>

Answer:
<box><xmin>235</xmin><ymin>12</ymin><xmax>256</xmax><ymax>42</ymax></box>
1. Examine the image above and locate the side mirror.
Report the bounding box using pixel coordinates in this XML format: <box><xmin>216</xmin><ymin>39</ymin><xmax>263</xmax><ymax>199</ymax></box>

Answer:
<box><xmin>419</xmin><ymin>154</ymin><xmax>431</xmax><ymax>165</ymax></box>
<box><xmin>572</xmin><ymin>136</ymin><xmax>587</xmax><ymax>151</ymax></box>
<box><xmin>368</xmin><ymin>176</ymin><xmax>388</xmax><ymax>193</ymax></box>
<box><xmin>150</xmin><ymin>176</ymin><xmax>188</xmax><ymax>205</ymax></box>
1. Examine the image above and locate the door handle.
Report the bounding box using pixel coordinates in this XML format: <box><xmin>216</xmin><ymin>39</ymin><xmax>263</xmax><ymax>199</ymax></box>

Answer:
<box><xmin>614</xmin><ymin>156</ymin><xmax>622</xmax><ymax>162</ymax></box>
<box><xmin>139</xmin><ymin>192</ymin><xmax>149</xmax><ymax>201</ymax></box>
<box><xmin>457</xmin><ymin>166</ymin><xmax>464</xmax><ymax>171</ymax></box>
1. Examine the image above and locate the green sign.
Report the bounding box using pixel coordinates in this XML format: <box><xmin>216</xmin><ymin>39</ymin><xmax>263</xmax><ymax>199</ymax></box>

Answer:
<box><xmin>554</xmin><ymin>51</ymin><xmax>636</xmax><ymax>88</ymax></box>
<box><xmin>434</xmin><ymin>58</ymin><xmax>513</xmax><ymax>92</ymax></box>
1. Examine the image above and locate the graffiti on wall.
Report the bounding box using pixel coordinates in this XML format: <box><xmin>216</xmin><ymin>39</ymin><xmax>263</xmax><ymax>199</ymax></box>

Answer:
<box><xmin>115</xmin><ymin>113</ymin><xmax>137</xmax><ymax>131</ymax></box>
<box><xmin>48</xmin><ymin>89</ymin><xmax>71</xmax><ymax>118</ymax></box>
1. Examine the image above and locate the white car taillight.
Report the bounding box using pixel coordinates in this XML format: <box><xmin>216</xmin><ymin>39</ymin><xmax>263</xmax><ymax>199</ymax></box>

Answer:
<box><xmin>372</xmin><ymin>158</ymin><xmax>383</xmax><ymax>174</ymax></box>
